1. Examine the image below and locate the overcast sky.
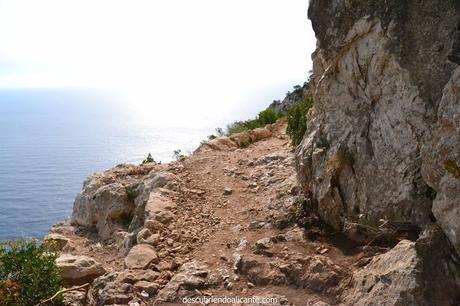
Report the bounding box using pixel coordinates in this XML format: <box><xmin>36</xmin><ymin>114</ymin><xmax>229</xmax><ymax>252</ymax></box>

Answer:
<box><xmin>0</xmin><ymin>0</ymin><xmax>316</xmax><ymax>125</ymax></box>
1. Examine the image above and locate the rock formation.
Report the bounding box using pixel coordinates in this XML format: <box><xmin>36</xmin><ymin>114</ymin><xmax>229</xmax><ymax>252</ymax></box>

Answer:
<box><xmin>269</xmin><ymin>83</ymin><xmax>311</xmax><ymax>114</ymax></box>
<box><xmin>297</xmin><ymin>0</ymin><xmax>460</xmax><ymax>259</ymax></box>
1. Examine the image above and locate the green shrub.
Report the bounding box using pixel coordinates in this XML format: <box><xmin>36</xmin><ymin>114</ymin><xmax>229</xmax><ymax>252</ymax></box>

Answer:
<box><xmin>142</xmin><ymin>153</ymin><xmax>155</xmax><ymax>164</ymax></box>
<box><xmin>226</xmin><ymin>108</ymin><xmax>281</xmax><ymax>135</ymax></box>
<box><xmin>286</xmin><ymin>96</ymin><xmax>313</xmax><ymax>146</ymax></box>
<box><xmin>257</xmin><ymin>108</ymin><xmax>281</xmax><ymax>126</ymax></box>
<box><xmin>173</xmin><ymin>149</ymin><xmax>186</xmax><ymax>161</ymax></box>
<box><xmin>0</xmin><ymin>238</ymin><xmax>63</xmax><ymax>306</ymax></box>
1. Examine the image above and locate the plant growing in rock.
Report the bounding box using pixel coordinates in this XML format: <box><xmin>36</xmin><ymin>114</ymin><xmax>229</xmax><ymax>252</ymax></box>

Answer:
<box><xmin>0</xmin><ymin>238</ymin><xmax>63</xmax><ymax>306</ymax></box>
<box><xmin>327</xmin><ymin>146</ymin><xmax>355</xmax><ymax>180</ymax></box>
<box><xmin>173</xmin><ymin>149</ymin><xmax>186</xmax><ymax>161</ymax></box>
<box><xmin>286</xmin><ymin>96</ymin><xmax>313</xmax><ymax>146</ymax></box>
<box><xmin>142</xmin><ymin>153</ymin><xmax>155</xmax><ymax>164</ymax></box>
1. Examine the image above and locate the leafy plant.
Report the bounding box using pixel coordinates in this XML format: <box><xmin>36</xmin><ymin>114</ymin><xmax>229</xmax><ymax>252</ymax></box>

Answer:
<box><xmin>173</xmin><ymin>149</ymin><xmax>186</xmax><ymax>161</ymax></box>
<box><xmin>142</xmin><ymin>153</ymin><xmax>155</xmax><ymax>164</ymax></box>
<box><xmin>0</xmin><ymin>238</ymin><xmax>63</xmax><ymax>306</ymax></box>
<box><xmin>286</xmin><ymin>96</ymin><xmax>313</xmax><ymax>146</ymax></box>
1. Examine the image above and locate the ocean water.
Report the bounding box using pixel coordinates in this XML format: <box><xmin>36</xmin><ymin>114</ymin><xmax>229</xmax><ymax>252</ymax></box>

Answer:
<box><xmin>0</xmin><ymin>89</ymin><xmax>220</xmax><ymax>241</ymax></box>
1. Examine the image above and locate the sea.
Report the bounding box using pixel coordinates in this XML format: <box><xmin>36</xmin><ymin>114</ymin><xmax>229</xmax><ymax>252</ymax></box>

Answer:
<box><xmin>0</xmin><ymin>88</ymin><xmax>268</xmax><ymax>241</ymax></box>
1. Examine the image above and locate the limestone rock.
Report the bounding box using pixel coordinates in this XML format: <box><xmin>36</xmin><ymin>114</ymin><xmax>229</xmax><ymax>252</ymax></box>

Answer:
<box><xmin>206</xmin><ymin>136</ymin><xmax>237</xmax><ymax>151</ymax></box>
<box><xmin>124</xmin><ymin>244</ymin><xmax>159</xmax><ymax>269</ymax></box>
<box><xmin>57</xmin><ymin>254</ymin><xmax>106</xmax><ymax>285</ymax></box>
<box><xmin>71</xmin><ymin>165</ymin><xmax>174</xmax><ymax>240</ymax></box>
<box><xmin>144</xmin><ymin>191</ymin><xmax>176</xmax><ymax>225</ymax></box>
<box><xmin>249</xmin><ymin>128</ymin><xmax>272</xmax><ymax>142</ymax></box>
<box><xmin>155</xmin><ymin>261</ymin><xmax>212</xmax><ymax>303</ymax></box>
<box><xmin>345</xmin><ymin>240</ymin><xmax>424</xmax><ymax>306</ymax></box>
<box><xmin>229</xmin><ymin>131</ymin><xmax>251</xmax><ymax>147</ymax></box>
<box><xmin>299</xmin><ymin>0</ymin><xmax>460</xmax><ymax>256</ymax></box>
<box><xmin>43</xmin><ymin>233</ymin><xmax>71</xmax><ymax>251</ymax></box>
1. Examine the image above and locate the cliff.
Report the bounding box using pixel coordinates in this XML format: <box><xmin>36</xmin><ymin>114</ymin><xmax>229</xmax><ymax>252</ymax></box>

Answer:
<box><xmin>298</xmin><ymin>0</ymin><xmax>460</xmax><ymax>263</ymax></box>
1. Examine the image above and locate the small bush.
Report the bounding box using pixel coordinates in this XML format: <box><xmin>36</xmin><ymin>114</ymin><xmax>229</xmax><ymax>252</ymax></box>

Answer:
<box><xmin>173</xmin><ymin>149</ymin><xmax>186</xmax><ymax>161</ymax></box>
<box><xmin>286</xmin><ymin>96</ymin><xmax>313</xmax><ymax>146</ymax></box>
<box><xmin>0</xmin><ymin>238</ymin><xmax>63</xmax><ymax>306</ymax></box>
<box><xmin>226</xmin><ymin>108</ymin><xmax>281</xmax><ymax>135</ymax></box>
<box><xmin>142</xmin><ymin>153</ymin><xmax>155</xmax><ymax>164</ymax></box>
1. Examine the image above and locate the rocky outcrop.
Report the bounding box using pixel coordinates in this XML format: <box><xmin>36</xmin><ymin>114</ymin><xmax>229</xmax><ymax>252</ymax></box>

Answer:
<box><xmin>297</xmin><ymin>0</ymin><xmax>460</xmax><ymax>258</ymax></box>
<box><xmin>269</xmin><ymin>83</ymin><xmax>311</xmax><ymax>114</ymax></box>
<box><xmin>71</xmin><ymin>164</ymin><xmax>176</xmax><ymax>240</ymax></box>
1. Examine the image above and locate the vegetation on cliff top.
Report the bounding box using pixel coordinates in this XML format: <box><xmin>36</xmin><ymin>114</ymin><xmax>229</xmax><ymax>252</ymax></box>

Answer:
<box><xmin>0</xmin><ymin>238</ymin><xmax>63</xmax><ymax>306</ymax></box>
<box><xmin>225</xmin><ymin>107</ymin><xmax>282</xmax><ymax>136</ymax></box>
<box><xmin>206</xmin><ymin>84</ymin><xmax>313</xmax><ymax>145</ymax></box>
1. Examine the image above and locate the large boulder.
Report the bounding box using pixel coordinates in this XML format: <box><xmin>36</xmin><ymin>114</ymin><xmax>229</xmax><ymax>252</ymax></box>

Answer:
<box><xmin>249</xmin><ymin>128</ymin><xmax>272</xmax><ymax>142</ymax></box>
<box><xmin>229</xmin><ymin>131</ymin><xmax>251</xmax><ymax>147</ymax></box>
<box><xmin>345</xmin><ymin>230</ymin><xmax>459</xmax><ymax>306</ymax></box>
<box><xmin>299</xmin><ymin>0</ymin><xmax>460</xmax><ymax>256</ymax></box>
<box><xmin>346</xmin><ymin>240</ymin><xmax>424</xmax><ymax>306</ymax></box>
<box><xmin>206</xmin><ymin>136</ymin><xmax>238</xmax><ymax>151</ymax></box>
<box><xmin>124</xmin><ymin>244</ymin><xmax>159</xmax><ymax>269</ymax></box>
<box><xmin>57</xmin><ymin>254</ymin><xmax>106</xmax><ymax>285</ymax></box>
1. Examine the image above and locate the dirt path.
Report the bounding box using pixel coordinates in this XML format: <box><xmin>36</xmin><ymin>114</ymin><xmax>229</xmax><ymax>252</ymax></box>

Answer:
<box><xmin>158</xmin><ymin>122</ymin><xmax>361</xmax><ymax>305</ymax></box>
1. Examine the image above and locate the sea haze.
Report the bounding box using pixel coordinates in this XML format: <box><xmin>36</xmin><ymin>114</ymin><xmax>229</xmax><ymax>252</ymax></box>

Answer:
<box><xmin>0</xmin><ymin>89</ymin><xmax>214</xmax><ymax>241</ymax></box>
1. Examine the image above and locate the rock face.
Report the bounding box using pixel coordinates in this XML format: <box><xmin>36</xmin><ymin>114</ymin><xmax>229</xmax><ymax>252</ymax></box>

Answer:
<box><xmin>269</xmin><ymin>83</ymin><xmax>310</xmax><ymax>114</ymax></box>
<box><xmin>298</xmin><ymin>0</ymin><xmax>460</xmax><ymax>255</ymax></box>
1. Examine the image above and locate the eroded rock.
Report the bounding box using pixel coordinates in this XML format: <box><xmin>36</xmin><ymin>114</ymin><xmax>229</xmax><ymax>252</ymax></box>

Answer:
<box><xmin>57</xmin><ymin>254</ymin><xmax>106</xmax><ymax>285</ymax></box>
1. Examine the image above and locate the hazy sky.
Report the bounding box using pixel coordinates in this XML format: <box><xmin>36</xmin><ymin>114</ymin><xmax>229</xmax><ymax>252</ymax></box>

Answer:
<box><xmin>0</xmin><ymin>0</ymin><xmax>316</xmax><ymax>126</ymax></box>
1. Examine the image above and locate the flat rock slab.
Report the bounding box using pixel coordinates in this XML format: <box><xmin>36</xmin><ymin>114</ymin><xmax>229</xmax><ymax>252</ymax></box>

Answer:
<box><xmin>124</xmin><ymin>244</ymin><xmax>159</xmax><ymax>269</ymax></box>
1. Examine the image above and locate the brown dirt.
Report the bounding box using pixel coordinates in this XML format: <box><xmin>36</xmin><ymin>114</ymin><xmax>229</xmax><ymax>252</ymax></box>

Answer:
<box><xmin>157</xmin><ymin>121</ymin><xmax>364</xmax><ymax>305</ymax></box>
